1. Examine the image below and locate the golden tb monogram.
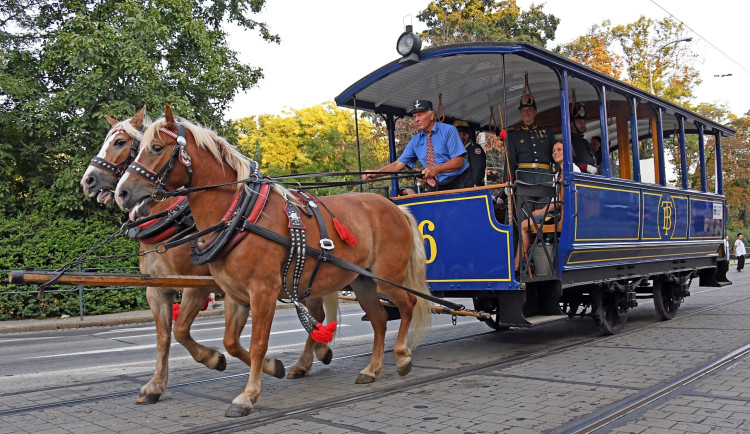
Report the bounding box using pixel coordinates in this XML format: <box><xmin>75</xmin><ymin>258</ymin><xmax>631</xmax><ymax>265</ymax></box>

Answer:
<box><xmin>661</xmin><ymin>201</ymin><xmax>673</xmax><ymax>237</ymax></box>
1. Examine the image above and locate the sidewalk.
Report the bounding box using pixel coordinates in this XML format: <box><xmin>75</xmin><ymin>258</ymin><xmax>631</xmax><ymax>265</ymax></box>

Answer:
<box><xmin>0</xmin><ymin>302</ymin><xmax>226</xmax><ymax>335</ymax></box>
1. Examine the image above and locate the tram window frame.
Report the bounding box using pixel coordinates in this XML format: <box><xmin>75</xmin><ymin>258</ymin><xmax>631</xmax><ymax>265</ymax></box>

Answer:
<box><xmin>565</xmin><ymin>76</ymin><xmax>602</xmax><ymax>176</ymax></box>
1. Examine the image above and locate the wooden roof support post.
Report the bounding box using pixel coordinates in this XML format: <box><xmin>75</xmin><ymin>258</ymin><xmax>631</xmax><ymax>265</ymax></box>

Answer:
<box><xmin>615</xmin><ymin>104</ymin><xmax>631</xmax><ymax>180</ymax></box>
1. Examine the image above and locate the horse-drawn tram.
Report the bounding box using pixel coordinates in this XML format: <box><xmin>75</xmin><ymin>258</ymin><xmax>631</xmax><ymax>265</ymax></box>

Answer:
<box><xmin>335</xmin><ymin>37</ymin><xmax>734</xmax><ymax>334</ymax></box>
<box><xmin>5</xmin><ymin>35</ymin><xmax>736</xmax><ymax>419</ymax></box>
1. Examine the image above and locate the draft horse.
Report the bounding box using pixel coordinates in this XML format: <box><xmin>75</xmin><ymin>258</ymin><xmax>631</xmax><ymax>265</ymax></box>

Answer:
<box><xmin>114</xmin><ymin>104</ymin><xmax>431</xmax><ymax>417</ymax></box>
<box><xmin>80</xmin><ymin>107</ymin><xmax>336</xmax><ymax>405</ymax></box>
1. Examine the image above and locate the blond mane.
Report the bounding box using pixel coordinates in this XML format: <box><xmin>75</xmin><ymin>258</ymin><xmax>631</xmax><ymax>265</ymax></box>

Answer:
<box><xmin>141</xmin><ymin>117</ymin><xmax>252</xmax><ymax>191</ymax></box>
<box><xmin>105</xmin><ymin>113</ymin><xmax>152</xmax><ymax>145</ymax></box>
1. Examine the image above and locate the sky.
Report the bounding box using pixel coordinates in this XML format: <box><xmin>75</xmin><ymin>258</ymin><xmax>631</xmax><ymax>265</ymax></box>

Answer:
<box><xmin>226</xmin><ymin>0</ymin><xmax>750</xmax><ymax>121</ymax></box>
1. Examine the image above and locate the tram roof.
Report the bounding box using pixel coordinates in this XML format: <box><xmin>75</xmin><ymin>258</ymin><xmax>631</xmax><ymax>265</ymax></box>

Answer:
<box><xmin>335</xmin><ymin>42</ymin><xmax>735</xmax><ymax>138</ymax></box>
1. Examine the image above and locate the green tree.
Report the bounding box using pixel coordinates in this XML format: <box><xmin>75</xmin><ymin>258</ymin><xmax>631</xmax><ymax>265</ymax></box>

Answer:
<box><xmin>234</xmin><ymin>102</ymin><xmax>390</xmax><ymax>192</ymax></box>
<box><xmin>0</xmin><ymin>0</ymin><xmax>277</xmax><ymax>217</ymax></box>
<box><xmin>417</xmin><ymin>0</ymin><xmax>560</xmax><ymax>48</ymax></box>
<box><xmin>612</xmin><ymin>16</ymin><xmax>699</xmax><ymax>103</ymax></box>
<box><xmin>556</xmin><ymin>21</ymin><xmax>623</xmax><ymax>79</ymax></box>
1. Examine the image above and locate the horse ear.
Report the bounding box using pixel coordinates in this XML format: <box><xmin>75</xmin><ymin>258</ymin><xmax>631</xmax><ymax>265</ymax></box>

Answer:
<box><xmin>105</xmin><ymin>115</ymin><xmax>118</xmax><ymax>126</ymax></box>
<box><xmin>131</xmin><ymin>106</ymin><xmax>146</xmax><ymax>128</ymax></box>
<box><xmin>164</xmin><ymin>104</ymin><xmax>175</xmax><ymax>126</ymax></box>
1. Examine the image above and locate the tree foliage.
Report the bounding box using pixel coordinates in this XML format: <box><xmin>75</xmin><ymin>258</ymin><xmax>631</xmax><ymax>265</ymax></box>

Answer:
<box><xmin>417</xmin><ymin>0</ymin><xmax>560</xmax><ymax>48</ymax></box>
<box><xmin>558</xmin><ymin>16</ymin><xmax>699</xmax><ymax>105</ymax></box>
<box><xmin>233</xmin><ymin>102</ymin><xmax>390</xmax><ymax>193</ymax></box>
<box><xmin>0</xmin><ymin>0</ymin><xmax>276</xmax><ymax>218</ymax></box>
<box><xmin>556</xmin><ymin>21</ymin><xmax>623</xmax><ymax>79</ymax></box>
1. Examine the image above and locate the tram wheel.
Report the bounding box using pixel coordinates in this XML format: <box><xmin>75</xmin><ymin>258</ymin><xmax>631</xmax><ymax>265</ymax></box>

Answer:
<box><xmin>593</xmin><ymin>290</ymin><xmax>627</xmax><ymax>335</ymax></box>
<box><xmin>653</xmin><ymin>279</ymin><xmax>680</xmax><ymax>321</ymax></box>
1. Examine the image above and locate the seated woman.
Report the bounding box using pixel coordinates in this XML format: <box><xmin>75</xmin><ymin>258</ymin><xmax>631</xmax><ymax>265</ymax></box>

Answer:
<box><xmin>517</xmin><ymin>141</ymin><xmax>579</xmax><ymax>270</ymax></box>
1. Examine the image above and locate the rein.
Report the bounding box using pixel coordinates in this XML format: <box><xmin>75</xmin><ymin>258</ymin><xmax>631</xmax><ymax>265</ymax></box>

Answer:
<box><xmin>147</xmin><ymin>170</ymin><xmax>423</xmax><ymax>201</ymax></box>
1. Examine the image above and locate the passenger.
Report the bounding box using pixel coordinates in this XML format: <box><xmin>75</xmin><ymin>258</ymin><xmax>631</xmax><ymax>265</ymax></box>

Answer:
<box><xmin>570</xmin><ymin>102</ymin><xmax>598</xmax><ymax>174</ymax></box>
<box><xmin>453</xmin><ymin>120</ymin><xmax>487</xmax><ymax>186</ymax></box>
<box><xmin>518</xmin><ymin>141</ymin><xmax>579</xmax><ymax>268</ymax></box>
<box><xmin>590</xmin><ymin>135</ymin><xmax>603</xmax><ymax>166</ymax></box>
<box><xmin>363</xmin><ymin>99</ymin><xmax>472</xmax><ymax>193</ymax></box>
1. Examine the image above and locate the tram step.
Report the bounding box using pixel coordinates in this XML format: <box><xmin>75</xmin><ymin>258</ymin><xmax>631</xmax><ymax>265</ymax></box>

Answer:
<box><xmin>523</xmin><ymin>314</ymin><xmax>568</xmax><ymax>325</ymax></box>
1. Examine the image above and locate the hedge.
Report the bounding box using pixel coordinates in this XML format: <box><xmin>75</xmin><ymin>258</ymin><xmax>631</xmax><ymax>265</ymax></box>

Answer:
<box><xmin>0</xmin><ymin>210</ymin><xmax>146</xmax><ymax>320</ymax></box>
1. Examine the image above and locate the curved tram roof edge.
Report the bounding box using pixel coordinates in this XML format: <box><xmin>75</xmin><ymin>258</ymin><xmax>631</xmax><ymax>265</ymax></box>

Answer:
<box><xmin>335</xmin><ymin>41</ymin><xmax>735</xmax><ymax>137</ymax></box>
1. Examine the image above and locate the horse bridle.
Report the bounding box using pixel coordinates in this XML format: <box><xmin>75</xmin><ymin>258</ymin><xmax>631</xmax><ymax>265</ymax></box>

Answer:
<box><xmin>88</xmin><ymin>125</ymin><xmax>144</xmax><ymax>178</ymax></box>
<box><xmin>125</xmin><ymin>123</ymin><xmax>193</xmax><ymax>201</ymax></box>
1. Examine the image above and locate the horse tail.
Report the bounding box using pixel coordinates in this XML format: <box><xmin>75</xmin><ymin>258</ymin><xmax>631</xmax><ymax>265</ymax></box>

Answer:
<box><xmin>399</xmin><ymin>206</ymin><xmax>431</xmax><ymax>349</ymax></box>
<box><xmin>322</xmin><ymin>292</ymin><xmax>340</xmax><ymax>340</ymax></box>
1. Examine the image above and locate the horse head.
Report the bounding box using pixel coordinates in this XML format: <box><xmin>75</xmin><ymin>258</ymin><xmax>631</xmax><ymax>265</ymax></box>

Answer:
<box><xmin>115</xmin><ymin>104</ymin><xmax>197</xmax><ymax>220</ymax></box>
<box><xmin>80</xmin><ymin>106</ymin><xmax>148</xmax><ymax>204</ymax></box>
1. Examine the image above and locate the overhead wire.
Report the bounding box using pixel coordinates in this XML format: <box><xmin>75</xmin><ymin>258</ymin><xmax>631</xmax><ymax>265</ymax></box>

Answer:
<box><xmin>650</xmin><ymin>0</ymin><xmax>750</xmax><ymax>75</ymax></box>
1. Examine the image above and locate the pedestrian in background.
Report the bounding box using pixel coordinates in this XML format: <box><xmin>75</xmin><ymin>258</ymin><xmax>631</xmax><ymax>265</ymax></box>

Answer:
<box><xmin>734</xmin><ymin>233</ymin><xmax>746</xmax><ymax>272</ymax></box>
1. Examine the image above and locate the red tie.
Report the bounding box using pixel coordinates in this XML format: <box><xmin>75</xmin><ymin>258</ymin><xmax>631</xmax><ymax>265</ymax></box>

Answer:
<box><xmin>425</xmin><ymin>131</ymin><xmax>436</xmax><ymax>187</ymax></box>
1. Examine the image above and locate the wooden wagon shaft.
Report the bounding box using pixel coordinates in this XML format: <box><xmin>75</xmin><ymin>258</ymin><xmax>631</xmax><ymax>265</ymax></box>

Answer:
<box><xmin>8</xmin><ymin>270</ymin><xmax>221</xmax><ymax>289</ymax></box>
<box><xmin>338</xmin><ymin>295</ymin><xmax>492</xmax><ymax>320</ymax></box>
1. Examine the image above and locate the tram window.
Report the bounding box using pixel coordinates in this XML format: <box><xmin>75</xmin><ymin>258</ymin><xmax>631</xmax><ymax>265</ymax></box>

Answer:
<box><xmin>663</xmin><ymin>114</ymin><xmax>684</xmax><ymax>187</ymax></box>
<box><xmin>567</xmin><ymin>79</ymin><xmax>601</xmax><ymax>175</ymax></box>
<box><xmin>604</xmin><ymin>91</ymin><xmax>634</xmax><ymax>180</ymax></box>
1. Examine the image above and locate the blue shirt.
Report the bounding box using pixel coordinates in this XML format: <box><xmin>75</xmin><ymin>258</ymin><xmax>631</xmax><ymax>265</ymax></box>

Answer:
<box><xmin>398</xmin><ymin>122</ymin><xmax>469</xmax><ymax>185</ymax></box>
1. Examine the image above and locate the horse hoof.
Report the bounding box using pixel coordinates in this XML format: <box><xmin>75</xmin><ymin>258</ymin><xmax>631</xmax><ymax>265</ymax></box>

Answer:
<box><xmin>355</xmin><ymin>374</ymin><xmax>376</xmax><ymax>384</ymax></box>
<box><xmin>225</xmin><ymin>404</ymin><xmax>251</xmax><ymax>418</ymax></box>
<box><xmin>321</xmin><ymin>349</ymin><xmax>333</xmax><ymax>365</ymax></box>
<box><xmin>136</xmin><ymin>393</ymin><xmax>161</xmax><ymax>404</ymax></box>
<box><xmin>215</xmin><ymin>354</ymin><xmax>227</xmax><ymax>372</ymax></box>
<box><xmin>273</xmin><ymin>359</ymin><xmax>285</xmax><ymax>379</ymax></box>
<box><xmin>398</xmin><ymin>361</ymin><xmax>412</xmax><ymax>377</ymax></box>
<box><xmin>286</xmin><ymin>368</ymin><xmax>307</xmax><ymax>379</ymax></box>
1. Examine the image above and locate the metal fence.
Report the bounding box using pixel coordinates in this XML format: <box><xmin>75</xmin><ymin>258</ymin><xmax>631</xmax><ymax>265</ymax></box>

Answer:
<box><xmin>1</xmin><ymin>266</ymin><xmax>145</xmax><ymax>321</ymax></box>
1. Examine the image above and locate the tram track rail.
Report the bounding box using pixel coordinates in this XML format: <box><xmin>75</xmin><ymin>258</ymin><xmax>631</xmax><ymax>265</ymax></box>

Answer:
<box><xmin>2</xmin><ymin>291</ymin><xmax>749</xmax><ymax>432</ymax></box>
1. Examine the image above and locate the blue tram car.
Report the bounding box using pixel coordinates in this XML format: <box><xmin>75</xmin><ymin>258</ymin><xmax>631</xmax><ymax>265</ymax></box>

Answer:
<box><xmin>335</xmin><ymin>36</ymin><xmax>733</xmax><ymax>334</ymax></box>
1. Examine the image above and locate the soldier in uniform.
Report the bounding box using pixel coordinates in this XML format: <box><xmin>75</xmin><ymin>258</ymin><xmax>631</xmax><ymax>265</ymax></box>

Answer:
<box><xmin>507</xmin><ymin>76</ymin><xmax>555</xmax><ymax>271</ymax></box>
<box><xmin>570</xmin><ymin>102</ymin><xmax>598</xmax><ymax>174</ymax></box>
<box><xmin>506</xmin><ymin>91</ymin><xmax>555</xmax><ymax>185</ymax></box>
<box><xmin>453</xmin><ymin>120</ymin><xmax>486</xmax><ymax>186</ymax></box>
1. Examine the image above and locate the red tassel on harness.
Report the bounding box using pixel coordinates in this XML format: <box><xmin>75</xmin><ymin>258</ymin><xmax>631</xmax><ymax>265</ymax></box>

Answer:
<box><xmin>333</xmin><ymin>218</ymin><xmax>356</xmax><ymax>246</ymax></box>
<box><xmin>172</xmin><ymin>303</ymin><xmax>180</xmax><ymax>321</ymax></box>
<box><xmin>201</xmin><ymin>296</ymin><xmax>210</xmax><ymax>311</ymax></box>
<box><xmin>310</xmin><ymin>321</ymin><xmax>338</xmax><ymax>343</ymax></box>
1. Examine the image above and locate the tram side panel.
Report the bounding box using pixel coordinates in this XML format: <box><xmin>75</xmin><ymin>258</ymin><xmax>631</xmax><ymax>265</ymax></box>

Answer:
<box><xmin>395</xmin><ymin>189</ymin><xmax>519</xmax><ymax>294</ymax></box>
<box><xmin>559</xmin><ymin>176</ymin><xmax>725</xmax><ymax>285</ymax></box>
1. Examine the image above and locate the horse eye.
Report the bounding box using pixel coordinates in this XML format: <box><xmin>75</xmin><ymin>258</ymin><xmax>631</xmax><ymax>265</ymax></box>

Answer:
<box><xmin>151</xmin><ymin>144</ymin><xmax>163</xmax><ymax>153</ymax></box>
<box><xmin>114</xmin><ymin>139</ymin><xmax>127</xmax><ymax>147</ymax></box>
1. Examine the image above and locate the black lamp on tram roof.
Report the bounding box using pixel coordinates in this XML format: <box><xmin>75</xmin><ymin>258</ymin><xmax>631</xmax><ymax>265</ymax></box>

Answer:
<box><xmin>397</xmin><ymin>24</ymin><xmax>422</xmax><ymax>65</ymax></box>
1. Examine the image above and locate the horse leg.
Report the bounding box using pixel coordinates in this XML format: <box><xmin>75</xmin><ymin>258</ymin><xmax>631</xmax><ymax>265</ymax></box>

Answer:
<box><xmin>137</xmin><ymin>287</ymin><xmax>173</xmax><ymax>404</ymax></box>
<box><xmin>173</xmin><ymin>287</ymin><xmax>226</xmax><ymax>372</ymax></box>
<box><xmin>387</xmin><ymin>288</ymin><xmax>417</xmax><ymax>377</ymax></box>
<box><xmin>226</xmin><ymin>290</ymin><xmax>277</xmax><ymax>417</ymax></box>
<box><xmin>222</xmin><ymin>296</ymin><xmax>284</xmax><ymax>379</ymax></box>
<box><xmin>286</xmin><ymin>294</ymin><xmax>335</xmax><ymax>379</ymax></box>
<box><xmin>349</xmin><ymin>276</ymin><xmax>388</xmax><ymax>384</ymax></box>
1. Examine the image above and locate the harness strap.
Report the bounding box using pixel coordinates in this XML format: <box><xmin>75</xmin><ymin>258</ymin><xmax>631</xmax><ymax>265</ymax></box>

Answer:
<box><xmin>294</xmin><ymin>190</ymin><xmax>335</xmax><ymax>298</ymax></box>
<box><xmin>240</xmin><ymin>219</ymin><xmax>468</xmax><ymax>312</ymax></box>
